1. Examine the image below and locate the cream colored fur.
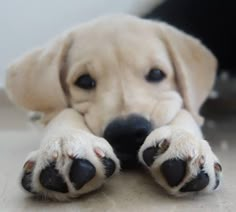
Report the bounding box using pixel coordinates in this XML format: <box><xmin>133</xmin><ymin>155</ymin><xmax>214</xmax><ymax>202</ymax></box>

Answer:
<box><xmin>5</xmin><ymin>15</ymin><xmax>221</xmax><ymax>200</ymax></box>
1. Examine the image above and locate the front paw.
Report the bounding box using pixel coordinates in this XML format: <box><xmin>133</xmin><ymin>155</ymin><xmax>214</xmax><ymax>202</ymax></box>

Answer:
<box><xmin>21</xmin><ymin>130</ymin><xmax>120</xmax><ymax>200</ymax></box>
<box><xmin>138</xmin><ymin>126</ymin><xmax>222</xmax><ymax>196</ymax></box>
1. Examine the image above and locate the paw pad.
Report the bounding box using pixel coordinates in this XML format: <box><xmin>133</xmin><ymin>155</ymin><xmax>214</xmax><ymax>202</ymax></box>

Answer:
<box><xmin>143</xmin><ymin>146</ymin><xmax>158</xmax><ymax>166</ymax></box>
<box><xmin>39</xmin><ymin>162</ymin><xmax>68</xmax><ymax>193</ymax></box>
<box><xmin>69</xmin><ymin>159</ymin><xmax>96</xmax><ymax>190</ymax></box>
<box><xmin>214</xmin><ymin>162</ymin><xmax>222</xmax><ymax>190</ymax></box>
<box><xmin>161</xmin><ymin>159</ymin><xmax>186</xmax><ymax>187</ymax></box>
<box><xmin>21</xmin><ymin>161</ymin><xmax>35</xmax><ymax>193</ymax></box>
<box><xmin>142</xmin><ymin>139</ymin><xmax>170</xmax><ymax>166</ymax></box>
<box><xmin>140</xmin><ymin>129</ymin><xmax>223</xmax><ymax>195</ymax></box>
<box><xmin>102</xmin><ymin>158</ymin><xmax>116</xmax><ymax>177</ymax></box>
<box><xmin>180</xmin><ymin>171</ymin><xmax>209</xmax><ymax>192</ymax></box>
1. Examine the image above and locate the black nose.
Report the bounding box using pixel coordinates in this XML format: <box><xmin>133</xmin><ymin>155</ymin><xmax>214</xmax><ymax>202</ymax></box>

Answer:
<box><xmin>103</xmin><ymin>115</ymin><xmax>152</xmax><ymax>169</ymax></box>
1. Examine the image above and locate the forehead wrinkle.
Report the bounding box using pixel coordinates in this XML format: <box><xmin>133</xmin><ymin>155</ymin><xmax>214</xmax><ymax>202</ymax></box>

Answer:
<box><xmin>111</xmin><ymin>43</ymin><xmax>137</xmax><ymax>108</ymax></box>
<box><xmin>100</xmin><ymin>36</ymin><xmax>131</xmax><ymax>109</ymax></box>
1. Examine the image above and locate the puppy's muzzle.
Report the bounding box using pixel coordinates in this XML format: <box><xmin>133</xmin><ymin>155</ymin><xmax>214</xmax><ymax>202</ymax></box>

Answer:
<box><xmin>103</xmin><ymin>115</ymin><xmax>152</xmax><ymax>169</ymax></box>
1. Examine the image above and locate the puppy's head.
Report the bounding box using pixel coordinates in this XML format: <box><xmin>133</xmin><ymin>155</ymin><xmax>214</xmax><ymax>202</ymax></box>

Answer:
<box><xmin>6</xmin><ymin>15</ymin><xmax>217</xmax><ymax>168</ymax></box>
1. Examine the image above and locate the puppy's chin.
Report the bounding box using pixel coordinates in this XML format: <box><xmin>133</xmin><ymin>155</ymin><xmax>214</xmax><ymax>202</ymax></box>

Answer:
<box><xmin>115</xmin><ymin>151</ymin><xmax>141</xmax><ymax>169</ymax></box>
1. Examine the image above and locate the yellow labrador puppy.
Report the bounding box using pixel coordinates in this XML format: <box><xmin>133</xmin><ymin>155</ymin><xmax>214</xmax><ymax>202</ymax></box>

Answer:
<box><xmin>6</xmin><ymin>15</ymin><xmax>222</xmax><ymax>200</ymax></box>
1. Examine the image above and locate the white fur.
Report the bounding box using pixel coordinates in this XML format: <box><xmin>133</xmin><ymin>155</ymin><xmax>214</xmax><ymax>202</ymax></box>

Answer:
<box><xmin>23</xmin><ymin>127</ymin><xmax>120</xmax><ymax>201</ymax></box>
<box><xmin>139</xmin><ymin>110</ymin><xmax>222</xmax><ymax>196</ymax></box>
<box><xmin>138</xmin><ymin>128</ymin><xmax>221</xmax><ymax>196</ymax></box>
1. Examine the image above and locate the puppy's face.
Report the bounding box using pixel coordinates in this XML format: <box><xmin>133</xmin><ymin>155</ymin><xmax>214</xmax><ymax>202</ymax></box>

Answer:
<box><xmin>67</xmin><ymin>20</ymin><xmax>181</xmax><ymax>132</ymax></box>
<box><xmin>6</xmin><ymin>16</ymin><xmax>217</xmax><ymax>168</ymax></box>
<box><xmin>65</xmin><ymin>19</ymin><xmax>182</xmax><ymax>167</ymax></box>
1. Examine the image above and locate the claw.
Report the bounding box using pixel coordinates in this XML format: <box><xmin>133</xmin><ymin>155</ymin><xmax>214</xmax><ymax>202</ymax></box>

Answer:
<box><xmin>94</xmin><ymin>147</ymin><xmax>105</xmax><ymax>158</ymax></box>
<box><xmin>159</xmin><ymin>139</ymin><xmax>170</xmax><ymax>153</ymax></box>
<box><xmin>214</xmin><ymin>162</ymin><xmax>222</xmax><ymax>172</ymax></box>
<box><xmin>214</xmin><ymin>162</ymin><xmax>222</xmax><ymax>190</ymax></box>
<box><xmin>52</xmin><ymin>151</ymin><xmax>58</xmax><ymax>160</ymax></box>
<box><xmin>199</xmin><ymin>156</ymin><xmax>205</xmax><ymax>169</ymax></box>
<box><xmin>23</xmin><ymin>160</ymin><xmax>35</xmax><ymax>173</ymax></box>
<box><xmin>22</xmin><ymin>161</ymin><xmax>36</xmax><ymax>193</ymax></box>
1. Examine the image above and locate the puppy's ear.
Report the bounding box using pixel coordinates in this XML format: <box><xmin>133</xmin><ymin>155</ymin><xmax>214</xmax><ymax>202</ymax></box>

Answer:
<box><xmin>159</xmin><ymin>23</ymin><xmax>217</xmax><ymax>125</ymax></box>
<box><xmin>5</xmin><ymin>34</ymin><xmax>72</xmax><ymax>113</ymax></box>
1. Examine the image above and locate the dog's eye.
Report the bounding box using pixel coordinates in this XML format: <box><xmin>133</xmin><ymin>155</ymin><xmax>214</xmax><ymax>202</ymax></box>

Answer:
<box><xmin>74</xmin><ymin>74</ymin><xmax>96</xmax><ymax>90</ymax></box>
<box><xmin>146</xmin><ymin>69</ymin><xmax>166</xmax><ymax>82</ymax></box>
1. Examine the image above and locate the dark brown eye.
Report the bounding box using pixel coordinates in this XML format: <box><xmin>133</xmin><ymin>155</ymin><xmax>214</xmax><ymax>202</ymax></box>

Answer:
<box><xmin>74</xmin><ymin>74</ymin><xmax>96</xmax><ymax>90</ymax></box>
<box><xmin>146</xmin><ymin>69</ymin><xmax>166</xmax><ymax>82</ymax></box>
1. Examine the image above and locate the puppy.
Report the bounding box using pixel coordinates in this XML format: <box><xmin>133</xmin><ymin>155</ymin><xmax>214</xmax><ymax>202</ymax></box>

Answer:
<box><xmin>5</xmin><ymin>15</ymin><xmax>222</xmax><ymax>200</ymax></box>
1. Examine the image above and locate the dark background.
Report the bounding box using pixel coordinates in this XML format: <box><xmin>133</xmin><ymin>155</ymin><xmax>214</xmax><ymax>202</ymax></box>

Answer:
<box><xmin>143</xmin><ymin>0</ymin><xmax>236</xmax><ymax>76</ymax></box>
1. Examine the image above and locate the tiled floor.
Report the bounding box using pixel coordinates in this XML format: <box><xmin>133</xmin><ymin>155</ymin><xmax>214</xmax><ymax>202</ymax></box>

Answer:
<box><xmin>0</xmin><ymin>90</ymin><xmax>235</xmax><ymax>212</ymax></box>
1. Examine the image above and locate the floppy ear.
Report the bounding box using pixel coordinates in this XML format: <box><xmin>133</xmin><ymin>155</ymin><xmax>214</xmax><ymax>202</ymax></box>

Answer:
<box><xmin>158</xmin><ymin>23</ymin><xmax>217</xmax><ymax>125</ymax></box>
<box><xmin>5</xmin><ymin>34</ymin><xmax>72</xmax><ymax>113</ymax></box>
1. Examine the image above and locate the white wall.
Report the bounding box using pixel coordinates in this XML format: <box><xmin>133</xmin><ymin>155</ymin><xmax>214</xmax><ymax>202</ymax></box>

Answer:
<box><xmin>0</xmin><ymin>0</ymin><xmax>160</xmax><ymax>87</ymax></box>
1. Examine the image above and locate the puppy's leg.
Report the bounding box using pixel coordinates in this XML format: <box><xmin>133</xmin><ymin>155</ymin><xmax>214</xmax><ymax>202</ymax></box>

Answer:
<box><xmin>138</xmin><ymin>109</ymin><xmax>222</xmax><ymax>196</ymax></box>
<box><xmin>21</xmin><ymin>109</ymin><xmax>120</xmax><ymax>200</ymax></box>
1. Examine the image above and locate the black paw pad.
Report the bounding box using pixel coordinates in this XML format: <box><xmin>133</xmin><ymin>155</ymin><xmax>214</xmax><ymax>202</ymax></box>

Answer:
<box><xmin>21</xmin><ymin>172</ymin><xmax>33</xmax><ymax>193</ymax></box>
<box><xmin>143</xmin><ymin>147</ymin><xmax>157</xmax><ymax>166</ymax></box>
<box><xmin>69</xmin><ymin>159</ymin><xmax>96</xmax><ymax>190</ymax></box>
<box><xmin>143</xmin><ymin>140</ymin><xmax>169</xmax><ymax>167</ymax></box>
<box><xmin>39</xmin><ymin>162</ymin><xmax>68</xmax><ymax>193</ymax></box>
<box><xmin>214</xmin><ymin>162</ymin><xmax>222</xmax><ymax>190</ymax></box>
<box><xmin>21</xmin><ymin>161</ymin><xmax>35</xmax><ymax>193</ymax></box>
<box><xmin>214</xmin><ymin>175</ymin><xmax>220</xmax><ymax>190</ymax></box>
<box><xmin>102</xmin><ymin>158</ymin><xmax>116</xmax><ymax>177</ymax></box>
<box><xmin>161</xmin><ymin>159</ymin><xmax>186</xmax><ymax>187</ymax></box>
<box><xmin>180</xmin><ymin>171</ymin><xmax>209</xmax><ymax>192</ymax></box>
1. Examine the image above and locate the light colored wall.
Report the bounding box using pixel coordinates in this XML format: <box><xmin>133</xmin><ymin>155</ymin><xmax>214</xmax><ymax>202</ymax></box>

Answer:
<box><xmin>0</xmin><ymin>0</ymin><xmax>161</xmax><ymax>87</ymax></box>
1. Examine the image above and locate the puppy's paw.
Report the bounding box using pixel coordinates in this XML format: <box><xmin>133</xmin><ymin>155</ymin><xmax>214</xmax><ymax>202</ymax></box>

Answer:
<box><xmin>138</xmin><ymin>126</ymin><xmax>222</xmax><ymax>196</ymax></box>
<box><xmin>21</xmin><ymin>130</ymin><xmax>120</xmax><ymax>200</ymax></box>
